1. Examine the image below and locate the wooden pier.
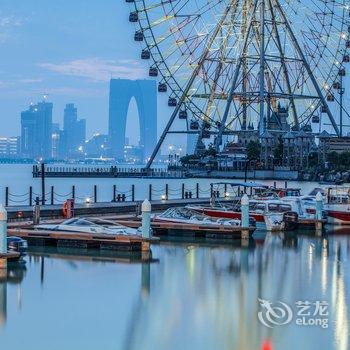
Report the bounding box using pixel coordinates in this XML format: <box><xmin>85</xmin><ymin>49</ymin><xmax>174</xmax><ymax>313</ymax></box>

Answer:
<box><xmin>103</xmin><ymin>219</ymin><xmax>255</xmax><ymax>238</ymax></box>
<box><xmin>7</xmin><ymin>228</ymin><xmax>157</xmax><ymax>251</ymax></box>
<box><xmin>6</xmin><ymin>198</ymin><xmax>214</xmax><ymax>221</ymax></box>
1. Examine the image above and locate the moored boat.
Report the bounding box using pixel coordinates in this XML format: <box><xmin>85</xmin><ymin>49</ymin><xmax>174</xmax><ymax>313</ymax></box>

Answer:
<box><xmin>36</xmin><ymin>217</ymin><xmax>142</xmax><ymax>236</ymax></box>
<box><xmin>187</xmin><ymin>199</ymin><xmax>299</xmax><ymax>231</ymax></box>
<box><xmin>153</xmin><ymin>207</ymin><xmax>255</xmax><ymax>228</ymax></box>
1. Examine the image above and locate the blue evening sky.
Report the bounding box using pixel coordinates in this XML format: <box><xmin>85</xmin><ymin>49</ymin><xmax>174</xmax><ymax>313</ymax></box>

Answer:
<box><xmin>0</xmin><ymin>0</ymin><xmax>167</xmax><ymax>143</ymax></box>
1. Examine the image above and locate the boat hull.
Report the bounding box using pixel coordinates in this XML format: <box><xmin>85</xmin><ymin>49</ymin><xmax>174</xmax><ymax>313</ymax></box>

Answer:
<box><xmin>187</xmin><ymin>207</ymin><xmax>272</xmax><ymax>230</ymax></box>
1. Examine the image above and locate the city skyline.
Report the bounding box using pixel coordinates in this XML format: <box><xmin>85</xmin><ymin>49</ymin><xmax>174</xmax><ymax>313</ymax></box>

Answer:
<box><xmin>0</xmin><ymin>0</ymin><xmax>172</xmax><ymax>142</ymax></box>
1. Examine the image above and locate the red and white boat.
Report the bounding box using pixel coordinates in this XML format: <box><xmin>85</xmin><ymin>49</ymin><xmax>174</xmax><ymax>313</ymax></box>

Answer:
<box><xmin>325</xmin><ymin>205</ymin><xmax>350</xmax><ymax>225</ymax></box>
<box><xmin>323</xmin><ymin>187</ymin><xmax>350</xmax><ymax>225</ymax></box>
<box><xmin>187</xmin><ymin>199</ymin><xmax>298</xmax><ymax>231</ymax></box>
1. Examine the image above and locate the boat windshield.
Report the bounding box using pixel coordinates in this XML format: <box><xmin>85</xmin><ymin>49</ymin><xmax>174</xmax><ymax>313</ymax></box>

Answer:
<box><xmin>62</xmin><ymin>218</ymin><xmax>99</xmax><ymax>227</ymax></box>
<box><xmin>267</xmin><ymin>203</ymin><xmax>292</xmax><ymax>212</ymax></box>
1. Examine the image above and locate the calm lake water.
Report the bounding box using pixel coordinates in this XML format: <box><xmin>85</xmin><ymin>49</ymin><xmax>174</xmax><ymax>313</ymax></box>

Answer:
<box><xmin>0</xmin><ymin>164</ymin><xmax>332</xmax><ymax>205</ymax></box>
<box><xmin>0</xmin><ymin>232</ymin><xmax>349</xmax><ymax>350</ymax></box>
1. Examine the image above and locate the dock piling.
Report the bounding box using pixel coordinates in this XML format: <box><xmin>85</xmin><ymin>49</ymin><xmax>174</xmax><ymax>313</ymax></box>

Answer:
<box><xmin>315</xmin><ymin>192</ymin><xmax>323</xmax><ymax>232</ymax></box>
<box><xmin>241</xmin><ymin>194</ymin><xmax>250</xmax><ymax>245</ymax></box>
<box><xmin>94</xmin><ymin>185</ymin><xmax>97</xmax><ymax>203</ymax></box>
<box><xmin>141</xmin><ymin>199</ymin><xmax>151</xmax><ymax>251</ymax></box>
<box><xmin>0</xmin><ymin>205</ymin><xmax>7</xmax><ymax>269</ymax></box>
<box><xmin>5</xmin><ymin>188</ymin><xmax>8</xmax><ymax>207</ymax></box>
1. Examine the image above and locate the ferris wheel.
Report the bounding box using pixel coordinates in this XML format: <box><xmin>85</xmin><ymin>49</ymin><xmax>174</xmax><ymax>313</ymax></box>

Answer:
<box><xmin>126</xmin><ymin>0</ymin><xmax>350</xmax><ymax>168</ymax></box>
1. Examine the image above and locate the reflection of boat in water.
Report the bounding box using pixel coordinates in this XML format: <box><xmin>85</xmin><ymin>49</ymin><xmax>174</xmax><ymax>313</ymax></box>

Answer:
<box><xmin>27</xmin><ymin>246</ymin><xmax>157</xmax><ymax>264</ymax></box>
<box><xmin>153</xmin><ymin>207</ymin><xmax>250</xmax><ymax>227</ymax></box>
<box><xmin>36</xmin><ymin>217</ymin><xmax>142</xmax><ymax>236</ymax></box>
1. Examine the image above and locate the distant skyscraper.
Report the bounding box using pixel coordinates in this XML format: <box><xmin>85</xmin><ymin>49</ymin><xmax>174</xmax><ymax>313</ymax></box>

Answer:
<box><xmin>0</xmin><ymin>137</ymin><xmax>19</xmax><ymax>158</ymax></box>
<box><xmin>20</xmin><ymin>101</ymin><xmax>53</xmax><ymax>159</ymax></box>
<box><xmin>108</xmin><ymin>79</ymin><xmax>157</xmax><ymax>162</ymax></box>
<box><xmin>62</xmin><ymin>103</ymin><xmax>86</xmax><ymax>159</ymax></box>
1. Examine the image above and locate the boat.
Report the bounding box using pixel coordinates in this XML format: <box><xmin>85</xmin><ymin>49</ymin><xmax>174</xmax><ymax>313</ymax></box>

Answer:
<box><xmin>153</xmin><ymin>207</ymin><xmax>255</xmax><ymax>228</ymax></box>
<box><xmin>8</xmin><ymin>236</ymin><xmax>28</xmax><ymax>256</ymax></box>
<box><xmin>7</xmin><ymin>236</ymin><xmax>28</xmax><ymax>261</ymax></box>
<box><xmin>36</xmin><ymin>217</ymin><xmax>143</xmax><ymax>236</ymax></box>
<box><xmin>187</xmin><ymin>199</ymin><xmax>299</xmax><ymax>231</ymax></box>
<box><xmin>317</xmin><ymin>186</ymin><xmax>350</xmax><ymax>225</ymax></box>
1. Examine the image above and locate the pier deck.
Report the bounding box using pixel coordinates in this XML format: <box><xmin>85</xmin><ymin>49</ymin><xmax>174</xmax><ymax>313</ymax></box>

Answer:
<box><xmin>6</xmin><ymin>197</ymin><xmax>213</xmax><ymax>220</ymax></box>
<box><xmin>114</xmin><ymin>219</ymin><xmax>255</xmax><ymax>238</ymax></box>
<box><xmin>7</xmin><ymin>228</ymin><xmax>156</xmax><ymax>251</ymax></box>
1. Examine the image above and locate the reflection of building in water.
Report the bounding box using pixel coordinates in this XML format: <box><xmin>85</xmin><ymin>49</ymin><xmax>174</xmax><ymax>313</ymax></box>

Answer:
<box><xmin>123</xmin><ymin>234</ymin><xmax>350</xmax><ymax>350</ymax></box>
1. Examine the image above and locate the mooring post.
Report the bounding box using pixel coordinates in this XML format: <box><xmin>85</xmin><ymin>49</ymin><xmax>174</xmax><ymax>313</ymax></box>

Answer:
<box><xmin>41</xmin><ymin>162</ymin><xmax>46</xmax><ymax>205</ymax></box>
<box><xmin>94</xmin><ymin>185</ymin><xmax>97</xmax><ymax>203</ymax></box>
<box><xmin>210</xmin><ymin>183</ymin><xmax>214</xmax><ymax>198</ymax></box>
<box><xmin>274</xmin><ymin>181</ymin><xmax>277</xmax><ymax>188</ymax></box>
<box><xmin>182</xmin><ymin>183</ymin><xmax>185</xmax><ymax>199</ymax></box>
<box><xmin>315</xmin><ymin>192</ymin><xmax>323</xmax><ymax>233</ymax></box>
<box><xmin>196</xmin><ymin>183</ymin><xmax>199</xmax><ymax>199</ymax></box>
<box><xmin>141</xmin><ymin>199</ymin><xmax>151</xmax><ymax>251</ymax></box>
<box><xmin>284</xmin><ymin>181</ymin><xmax>288</xmax><ymax>189</ymax></box>
<box><xmin>72</xmin><ymin>185</ymin><xmax>75</xmax><ymax>200</ymax></box>
<box><xmin>165</xmin><ymin>184</ymin><xmax>169</xmax><ymax>200</ymax></box>
<box><xmin>29</xmin><ymin>186</ymin><xmax>33</xmax><ymax>206</ymax></box>
<box><xmin>148</xmin><ymin>184</ymin><xmax>152</xmax><ymax>201</ymax></box>
<box><xmin>241</xmin><ymin>194</ymin><xmax>250</xmax><ymax>245</ymax></box>
<box><xmin>4</xmin><ymin>188</ymin><xmax>8</xmax><ymax>207</ymax></box>
<box><xmin>113</xmin><ymin>185</ymin><xmax>116</xmax><ymax>202</ymax></box>
<box><xmin>0</xmin><ymin>205</ymin><xmax>7</xmax><ymax>270</ymax></box>
<box><xmin>132</xmin><ymin>184</ymin><xmax>135</xmax><ymax>202</ymax></box>
<box><xmin>33</xmin><ymin>197</ymin><xmax>40</xmax><ymax>225</ymax></box>
<box><xmin>50</xmin><ymin>186</ymin><xmax>54</xmax><ymax>205</ymax></box>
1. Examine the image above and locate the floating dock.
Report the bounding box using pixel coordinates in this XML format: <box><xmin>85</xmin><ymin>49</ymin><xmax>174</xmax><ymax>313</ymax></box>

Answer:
<box><xmin>113</xmin><ymin>219</ymin><xmax>255</xmax><ymax>238</ymax></box>
<box><xmin>7</xmin><ymin>228</ymin><xmax>157</xmax><ymax>251</ymax></box>
<box><xmin>6</xmin><ymin>198</ymin><xmax>214</xmax><ymax>221</ymax></box>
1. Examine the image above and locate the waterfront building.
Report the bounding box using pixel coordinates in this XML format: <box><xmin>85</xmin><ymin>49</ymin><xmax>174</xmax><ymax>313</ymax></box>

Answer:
<box><xmin>20</xmin><ymin>100</ymin><xmax>53</xmax><ymax>160</ymax></box>
<box><xmin>318</xmin><ymin>133</ymin><xmax>350</xmax><ymax>162</ymax></box>
<box><xmin>0</xmin><ymin>137</ymin><xmax>19</xmax><ymax>158</ymax></box>
<box><xmin>108</xmin><ymin>79</ymin><xmax>157</xmax><ymax>162</ymax></box>
<box><xmin>232</xmin><ymin>105</ymin><xmax>316</xmax><ymax>170</ymax></box>
<box><xmin>217</xmin><ymin>142</ymin><xmax>247</xmax><ymax>171</ymax></box>
<box><xmin>62</xmin><ymin>103</ymin><xmax>86</xmax><ymax>159</ymax></box>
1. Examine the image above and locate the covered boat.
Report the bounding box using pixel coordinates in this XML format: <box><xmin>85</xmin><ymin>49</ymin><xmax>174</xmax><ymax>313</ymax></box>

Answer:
<box><xmin>153</xmin><ymin>207</ymin><xmax>255</xmax><ymax>228</ymax></box>
<box><xmin>36</xmin><ymin>217</ymin><xmax>142</xmax><ymax>236</ymax></box>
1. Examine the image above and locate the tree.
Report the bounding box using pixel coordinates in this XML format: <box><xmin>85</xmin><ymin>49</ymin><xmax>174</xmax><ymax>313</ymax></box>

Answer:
<box><xmin>327</xmin><ymin>151</ymin><xmax>339</xmax><ymax>167</ymax></box>
<box><xmin>246</xmin><ymin>140</ymin><xmax>261</xmax><ymax>161</ymax></box>
<box><xmin>273</xmin><ymin>136</ymin><xmax>283</xmax><ymax>165</ymax></box>
<box><xmin>339</xmin><ymin>151</ymin><xmax>350</xmax><ymax>168</ymax></box>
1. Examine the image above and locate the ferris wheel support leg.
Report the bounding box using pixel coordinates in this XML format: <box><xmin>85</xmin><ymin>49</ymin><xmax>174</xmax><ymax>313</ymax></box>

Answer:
<box><xmin>267</xmin><ymin>0</ymin><xmax>298</xmax><ymax>129</ymax></box>
<box><xmin>273</xmin><ymin>0</ymin><xmax>340</xmax><ymax>136</ymax></box>
<box><xmin>145</xmin><ymin>2</ymin><xmax>238</xmax><ymax>169</ymax></box>
<box><xmin>258</xmin><ymin>0</ymin><xmax>266</xmax><ymax>136</ymax></box>
<box><xmin>216</xmin><ymin>0</ymin><xmax>260</xmax><ymax>151</ymax></box>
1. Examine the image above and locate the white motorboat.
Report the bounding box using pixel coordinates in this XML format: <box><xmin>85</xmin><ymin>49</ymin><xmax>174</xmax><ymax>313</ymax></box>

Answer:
<box><xmin>36</xmin><ymin>217</ymin><xmax>141</xmax><ymax>236</ymax></box>
<box><xmin>153</xmin><ymin>207</ymin><xmax>249</xmax><ymax>228</ymax></box>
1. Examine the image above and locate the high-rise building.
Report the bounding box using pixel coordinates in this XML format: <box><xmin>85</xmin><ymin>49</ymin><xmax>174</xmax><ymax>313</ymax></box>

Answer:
<box><xmin>62</xmin><ymin>103</ymin><xmax>86</xmax><ymax>159</ymax></box>
<box><xmin>108</xmin><ymin>79</ymin><xmax>157</xmax><ymax>162</ymax></box>
<box><xmin>0</xmin><ymin>137</ymin><xmax>19</xmax><ymax>158</ymax></box>
<box><xmin>20</xmin><ymin>101</ymin><xmax>53</xmax><ymax>159</ymax></box>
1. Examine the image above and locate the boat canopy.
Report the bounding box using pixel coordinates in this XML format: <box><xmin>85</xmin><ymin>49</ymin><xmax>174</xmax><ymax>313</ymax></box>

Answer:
<box><xmin>211</xmin><ymin>181</ymin><xmax>269</xmax><ymax>189</ymax></box>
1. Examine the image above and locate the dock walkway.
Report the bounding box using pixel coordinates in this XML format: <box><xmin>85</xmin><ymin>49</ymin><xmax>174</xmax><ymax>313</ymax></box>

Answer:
<box><xmin>6</xmin><ymin>197</ymin><xmax>213</xmax><ymax>220</ymax></box>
